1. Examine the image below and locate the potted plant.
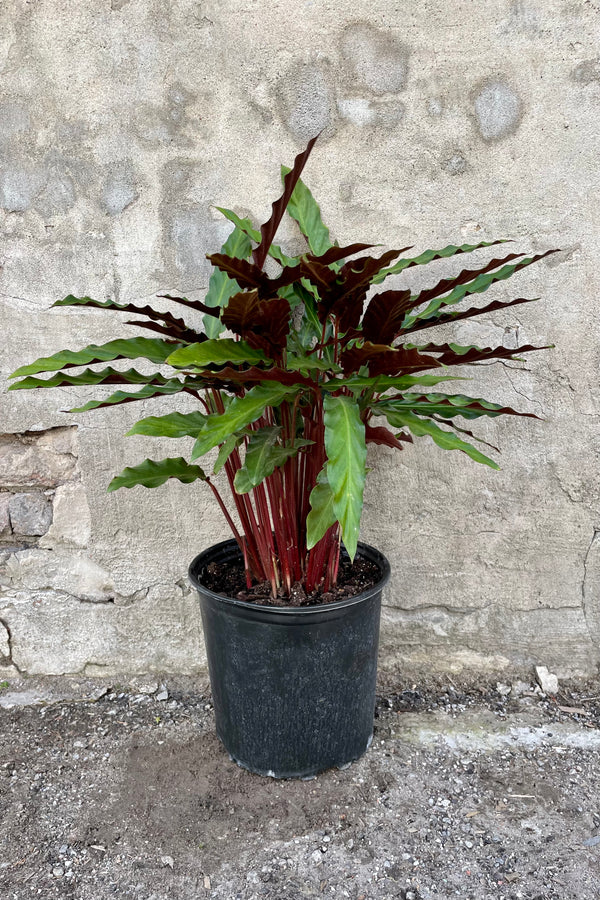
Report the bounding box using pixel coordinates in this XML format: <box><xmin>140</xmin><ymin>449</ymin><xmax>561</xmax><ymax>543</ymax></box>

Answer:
<box><xmin>9</xmin><ymin>136</ymin><xmax>556</xmax><ymax>778</ymax></box>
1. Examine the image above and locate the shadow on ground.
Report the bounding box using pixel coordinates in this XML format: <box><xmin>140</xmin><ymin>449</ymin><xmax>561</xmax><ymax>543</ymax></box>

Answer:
<box><xmin>1</xmin><ymin>675</ymin><xmax>600</xmax><ymax>899</ymax></box>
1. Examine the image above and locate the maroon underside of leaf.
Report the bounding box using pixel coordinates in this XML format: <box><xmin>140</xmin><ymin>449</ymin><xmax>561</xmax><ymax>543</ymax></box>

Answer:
<box><xmin>361</xmin><ymin>289</ymin><xmax>412</xmax><ymax>344</ymax></box>
<box><xmin>305</xmin><ymin>242</ymin><xmax>376</xmax><ymax>267</ymax></box>
<box><xmin>365</xmin><ymin>424</ymin><xmax>411</xmax><ymax>449</ymax></box>
<box><xmin>184</xmin><ymin>365</ymin><xmax>318</xmax><ymax>391</ymax></box>
<box><xmin>253</xmin><ymin>134</ymin><xmax>320</xmax><ymax>270</ymax></box>
<box><xmin>221</xmin><ymin>291</ymin><xmax>291</xmax><ymax>355</ymax></box>
<box><xmin>341</xmin><ymin>342</ymin><xmax>443</xmax><ymax>376</ymax></box>
<box><xmin>401</xmin><ymin>394</ymin><xmax>540</xmax><ymax>419</ymax></box>
<box><xmin>405</xmin><ymin>251</ymin><xmax>527</xmax><ymax>311</ymax></box>
<box><xmin>414</xmin><ymin>342</ymin><xmax>553</xmax><ymax>367</ymax></box>
<box><xmin>157</xmin><ymin>293</ymin><xmax>221</xmax><ymax>319</ymax></box>
<box><xmin>402</xmin><ymin>295</ymin><xmax>539</xmax><ymax>335</ymax></box>
<box><xmin>125</xmin><ymin>319</ymin><xmax>201</xmax><ymax>343</ymax></box>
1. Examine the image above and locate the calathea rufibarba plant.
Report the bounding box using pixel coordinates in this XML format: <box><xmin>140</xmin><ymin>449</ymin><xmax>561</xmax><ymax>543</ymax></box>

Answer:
<box><xmin>9</xmin><ymin>136</ymin><xmax>556</xmax><ymax>600</ymax></box>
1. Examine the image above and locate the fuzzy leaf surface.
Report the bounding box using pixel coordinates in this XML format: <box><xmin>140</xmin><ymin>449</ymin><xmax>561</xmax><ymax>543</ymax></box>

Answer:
<box><xmin>323</xmin><ymin>394</ymin><xmax>366</xmax><ymax>560</ymax></box>
<box><xmin>107</xmin><ymin>457</ymin><xmax>207</xmax><ymax>492</ymax></box>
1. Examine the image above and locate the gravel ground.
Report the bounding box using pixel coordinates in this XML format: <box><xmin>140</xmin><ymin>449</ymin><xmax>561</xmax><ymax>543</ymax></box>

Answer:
<box><xmin>1</xmin><ymin>674</ymin><xmax>600</xmax><ymax>899</ymax></box>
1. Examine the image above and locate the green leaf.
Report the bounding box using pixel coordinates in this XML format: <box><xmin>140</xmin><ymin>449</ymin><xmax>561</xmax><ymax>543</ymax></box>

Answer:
<box><xmin>403</xmin><ymin>251</ymin><xmax>556</xmax><ymax>328</ymax></box>
<box><xmin>10</xmin><ymin>338</ymin><xmax>179</xmax><ymax>378</ymax></box>
<box><xmin>8</xmin><ymin>366</ymin><xmax>171</xmax><ymax>391</ymax></box>
<box><xmin>306</xmin><ymin>469</ymin><xmax>337</xmax><ymax>550</ymax></box>
<box><xmin>107</xmin><ymin>457</ymin><xmax>207</xmax><ymax>492</ymax></box>
<box><xmin>383</xmin><ymin>410</ymin><xmax>499</xmax><ymax>469</ymax></box>
<box><xmin>372</xmin><ymin>240</ymin><xmax>510</xmax><ymax>285</ymax></box>
<box><xmin>203</xmin><ymin>226</ymin><xmax>252</xmax><ymax>338</ymax></box>
<box><xmin>282</xmin><ymin>167</ymin><xmax>333</xmax><ymax>256</ymax></box>
<box><xmin>323</xmin><ymin>394</ymin><xmax>367</xmax><ymax>560</ymax></box>
<box><xmin>233</xmin><ymin>427</ymin><xmax>314</xmax><ymax>493</ymax></box>
<box><xmin>287</xmin><ymin>354</ymin><xmax>342</xmax><ymax>375</ymax></box>
<box><xmin>191</xmin><ymin>383</ymin><xmax>303</xmax><ymax>460</ymax></box>
<box><xmin>374</xmin><ymin>393</ymin><xmax>536</xmax><ymax>422</ymax></box>
<box><xmin>216</xmin><ymin>208</ymin><xmax>298</xmax><ymax>267</ymax></box>
<box><xmin>67</xmin><ymin>380</ymin><xmax>193</xmax><ymax>413</ymax></box>
<box><xmin>166</xmin><ymin>339</ymin><xmax>270</xmax><ymax>368</ymax></box>
<box><xmin>213</xmin><ymin>433</ymin><xmax>241</xmax><ymax>475</ymax></box>
<box><xmin>323</xmin><ymin>374</ymin><xmax>468</xmax><ymax>392</ymax></box>
<box><xmin>126</xmin><ymin>411</ymin><xmax>208</xmax><ymax>438</ymax></box>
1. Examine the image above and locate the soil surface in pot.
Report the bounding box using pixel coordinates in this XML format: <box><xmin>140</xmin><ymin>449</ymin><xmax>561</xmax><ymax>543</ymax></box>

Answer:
<box><xmin>202</xmin><ymin>556</ymin><xmax>381</xmax><ymax>606</ymax></box>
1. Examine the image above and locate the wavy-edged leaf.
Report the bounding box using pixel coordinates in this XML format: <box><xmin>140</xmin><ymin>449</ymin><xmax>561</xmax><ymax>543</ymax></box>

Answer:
<box><xmin>107</xmin><ymin>457</ymin><xmax>207</xmax><ymax>492</ymax></box>
<box><xmin>405</xmin><ymin>251</ymin><xmax>526</xmax><ymax>312</ymax></box>
<box><xmin>10</xmin><ymin>338</ymin><xmax>179</xmax><ymax>379</ymax></box>
<box><xmin>374</xmin><ymin>393</ymin><xmax>538</xmax><ymax>422</ymax></box>
<box><xmin>402</xmin><ymin>295</ymin><xmax>539</xmax><ymax>335</ymax></box>
<box><xmin>406</xmin><ymin>341</ymin><xmax>552</xmax><ymax>367</ymax></box>
<box><xmin>403</xmin><ymin>250</ymin><xmax>559</xmax><ymax>328</ymax></box>
<box><xmin>191</xmin><ymin>383</ymin><xmax>304</xmax><ymax>460</ymax></box>
<box><xmin>54</xmin><ymin>294</ymin><xmax>202</xmax><ymax>341</ymax></box>
<box><xmin>306</xmin><ymin>468</ymin><xmax>337</xmax><ymax>550</ymax></box>
<box><xmin>305</xmin><ymin>242</ymin><xmax>377</xmax><ymax>267</ymax></box>
<box><xmin>67</xmin><ymin>380</ymin><xmax>198</xmax><ymax>413</ymax></box>
<box><xmin>325</xmin><ymin>373</ymin><xmax>467</xmax><ymax>392</ymax></box>
<box><xmin>253</xmin><ymin>135</ymin><xmax>320</xmax><ymax>270</ymax></box>
<box><xmin>383</xmin><ymin>410</ymin><xmax>499</xmax><ymax>469</ymax></box>
<box><xmin>323</xmin><ymin>394</ymin><xmax>366</xmax><ymax>560</ymax></box>
<box><xmin>215</xmin><ymin>208</ymin><xmax>297</xmax><ymax>267</ymax></box>
<box><xmin>167</xmin><ymin>339</ymin><xmax>271</xmax><ymax>369</ymax></box>
<box><xmin>126</xmin><ymin>411</ymin><xmax>208</xmax><ymax>439</ymax></box>
<box><xmin>372</xmin><ymin>239</ymin><xmax>511</xmax><ymax>285</ymax></box>
<box><xmin>365</xmin><ymin>424</ymin><xmax>410</xmax><ymax>449</ymax></box>
<box><xmin>286</xmin><ymin>354</ymin><xmax>342</xmax><ymax>375</ymax></box>
<box><xmin>233</xmin><ymin>429</ymin><xmax>314</xmax><ymax>494</ymax></box>
<box><xmin>340</xmin><ymin>342</ymin><xmax>443</xmax><ymax>376</ymax></box>
<box><xmin>361</xmin><ymin>289</ymin><xmax>412</xmax><ymax>344</ymax></box>
<box><xmin>221</xmin><ymin>291</ymin><xmax>291</xmax><ymax>354</ymax></box>
<box><xmin>203</xmin><ymin>226</ymin><xmax>253</xmax><ymax>338</ymax></box>
<box><xmin>8</xmin><ymin>366</ymin><xmax>172</xmax><ymax>392</ymax></box>
<box><xmin>213</xmin><ymin>433</ymin><xmax>242</xmax><ymax>475</ymax></box>
<box><xmin>181</xmin><ymin>364</ymin><xmax>316</xmax><ymax>390</ymax></box>
<box><xmin>282</xmin><ymin>166</ymin><xmax>333</xmax><ymax>256</ymax></box>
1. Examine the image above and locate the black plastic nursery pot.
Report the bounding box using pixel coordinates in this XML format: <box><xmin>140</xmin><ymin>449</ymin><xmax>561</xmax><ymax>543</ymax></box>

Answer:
<box><xmin>189</xmin><ymin>539</ymin><xmax>391</xmax><ymax>779</ymax></box>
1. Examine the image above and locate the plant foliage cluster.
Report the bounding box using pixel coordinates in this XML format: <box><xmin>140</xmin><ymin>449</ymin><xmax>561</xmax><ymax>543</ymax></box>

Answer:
<box><xmin>9</xmin><ymin>137</ymin><xmax>555</xmax><ymax>599</ymax></box>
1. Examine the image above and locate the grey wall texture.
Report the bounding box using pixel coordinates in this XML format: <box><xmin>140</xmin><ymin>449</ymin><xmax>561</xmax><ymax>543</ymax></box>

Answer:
<box><xmin>1</xmin><ymin>0</ymin><xmax>599</xmax><ymax>678</ymax></box>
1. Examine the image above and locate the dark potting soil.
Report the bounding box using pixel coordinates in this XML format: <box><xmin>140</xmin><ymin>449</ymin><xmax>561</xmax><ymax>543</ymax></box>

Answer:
<box><xmin>201</xmin><ymin>556</ymin><xmax>381</xmax><ymax>606</ymax></box>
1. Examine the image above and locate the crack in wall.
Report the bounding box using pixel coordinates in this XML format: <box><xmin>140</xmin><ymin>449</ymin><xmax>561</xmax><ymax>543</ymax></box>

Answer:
<box><xmin>0</xmin><ymin>617</ymin><xmax>24</xmax><ymax>674</ymax></box>
<box><xmin>581</xmin><ymin>528</ymin><xmax>600</xmax><ymax>651</ymax></box>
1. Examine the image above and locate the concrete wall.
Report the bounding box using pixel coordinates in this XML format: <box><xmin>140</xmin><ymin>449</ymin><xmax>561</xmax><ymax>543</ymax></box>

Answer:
<box><xmin>1</xmin><ymin>0</ymin><xmax>599</xmax><ymax>678</ymax></box>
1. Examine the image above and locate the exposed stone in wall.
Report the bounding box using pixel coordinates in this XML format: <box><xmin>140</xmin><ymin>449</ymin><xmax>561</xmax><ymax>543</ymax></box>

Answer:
<box><xmin>340</xmin><ymin>23</ymin><xmax>410</xmax><ymax>95</ymax></box>
<box><xmin>472</xmin><ymin>79</ymin><xmax>523</xmax><ymax>142</ymax></box>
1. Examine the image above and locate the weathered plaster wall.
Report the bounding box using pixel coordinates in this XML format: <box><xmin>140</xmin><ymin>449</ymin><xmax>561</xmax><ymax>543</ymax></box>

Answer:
<box><xmin>1</xmin><ymin>0</ymin><xmax>599</xmax><ymax>677</ymax></box>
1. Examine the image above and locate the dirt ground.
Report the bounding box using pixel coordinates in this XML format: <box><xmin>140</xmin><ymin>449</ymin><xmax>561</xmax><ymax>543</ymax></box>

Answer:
<box><xmin>1</xmin><ymin>674</ymin><xmax>600</xmax><ymax>900</ymax></box>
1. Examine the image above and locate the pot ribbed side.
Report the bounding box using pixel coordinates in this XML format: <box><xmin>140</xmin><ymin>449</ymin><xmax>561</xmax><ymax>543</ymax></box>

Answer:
<box><xmin>190</xmin><ymin>540</ymin><xmax>390</xmax><ymax>778</ymax></box>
